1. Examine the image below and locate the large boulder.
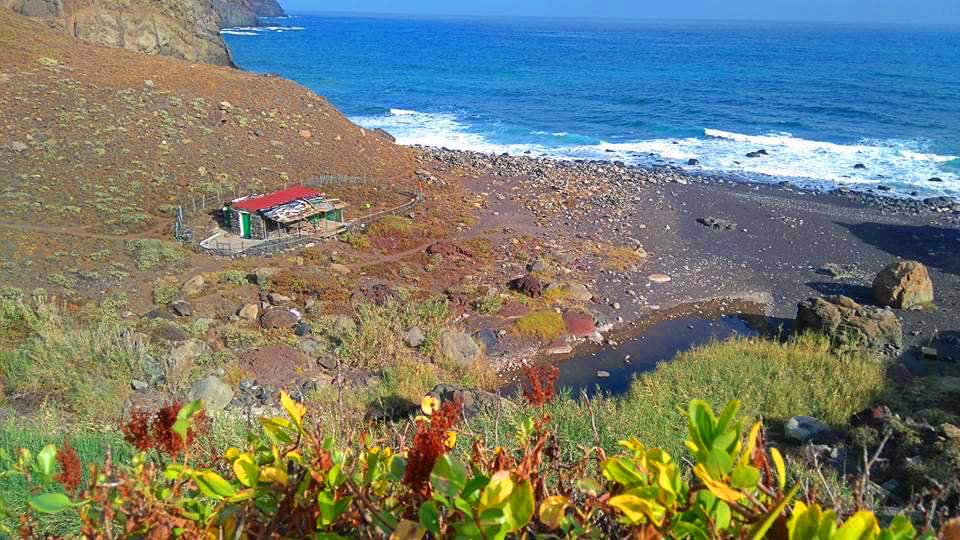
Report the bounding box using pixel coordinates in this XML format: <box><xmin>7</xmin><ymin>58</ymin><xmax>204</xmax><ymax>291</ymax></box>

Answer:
<box><xmin>260</xmin><ymin>308</ymin><xmax>298</xmax><ymax>329</ymax></box>
<box><xmin>238</xmin><ymin>304</ymin><xmax>259</xmax><ymax>322</ymax></box>
<box><xmin>167</xmin><ymin>338</ymin><xmax>209</xmax><ymax>375</ymax></box>
<box><xmin>544</xmin><ymin>281</ymin><xmax>594</xmax><ymax>302</ymax></box>
<box><xmin>795</xmin><ymin>295</ymin><xmax>902</xmax><ymax>351</ymax></box>
<box><xmin>182</xmin><ymin>275</ymin><xmax>206</xmax><ymax>297</ymax></box>
<box><xmin>438</xmin><ymin>330</ymin><xmax>481</xmax><ymax>365</ymax></box>
<box><xmin>872</xmin><ymin>260</ymin><xmax>934</xmax><ymax>309</ymax></box>
<box><xmin>187</xmin><ymin>376</ymin><xmax>234</xmax><ymax>412</ymax></box>
<box><xmin>251</xmin><ymin>267</ymin><xmax>281</xmax><ymax>286</ymax></box>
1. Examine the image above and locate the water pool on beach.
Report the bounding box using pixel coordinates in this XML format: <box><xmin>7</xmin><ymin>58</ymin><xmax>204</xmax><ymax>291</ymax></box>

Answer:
<box><xmin>225</xmin><ymin>15</ymin><xmax>960</xmax><ymax>198</ymax></box>
<box><xmin>504</xmin><ymin>315</ymin><xmax>760</xmax><ymax>399</ymax></box>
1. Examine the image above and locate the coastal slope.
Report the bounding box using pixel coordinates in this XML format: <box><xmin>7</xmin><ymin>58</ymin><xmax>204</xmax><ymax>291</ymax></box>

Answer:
<box><xmin>0</xmin><ymin>6</ymin><xmax>414</xmax><ymax>290</ymax></box>
<box><xmin>1</xmin><ymin>0</ymin><xmax>284</xmax><ymax>65</ymax></box>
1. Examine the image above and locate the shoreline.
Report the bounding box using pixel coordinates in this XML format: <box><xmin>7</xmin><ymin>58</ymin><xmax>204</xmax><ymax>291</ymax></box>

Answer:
<box><xmin>415</xmin><ymin>144</ymin><xmax>960</xmax><ymax>217</ymax></box>
<box><xmin>414</xmin><ymin>144</ymin><xmax>960</xmax><ymax>382</ymax></box>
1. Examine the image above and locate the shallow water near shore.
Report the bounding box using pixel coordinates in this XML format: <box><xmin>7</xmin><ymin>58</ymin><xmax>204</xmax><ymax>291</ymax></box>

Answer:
<box><xmin>506</xmin><ymin>315</ymin><xmax>761</xmax><ymax>399</ymax></box>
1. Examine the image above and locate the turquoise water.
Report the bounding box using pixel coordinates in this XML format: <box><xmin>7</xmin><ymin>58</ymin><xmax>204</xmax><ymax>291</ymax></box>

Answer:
<box><xmin>224</xmin><ymin>15</ymin><xmax>960</xmax><ymax>197</ymax></box>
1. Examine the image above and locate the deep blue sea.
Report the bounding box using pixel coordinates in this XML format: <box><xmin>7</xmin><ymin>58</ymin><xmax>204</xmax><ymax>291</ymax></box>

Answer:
<box><xmin>224</xmin><ymin>15</ymin><xmax>960</xmax><ymax>197</ymax></box>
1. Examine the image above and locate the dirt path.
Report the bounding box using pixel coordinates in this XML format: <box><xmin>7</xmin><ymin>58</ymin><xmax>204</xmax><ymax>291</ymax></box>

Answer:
<box><xmin>0</xmin><ymin>222</ymin><xmax>148</xmax><ymax>242</ymax></box>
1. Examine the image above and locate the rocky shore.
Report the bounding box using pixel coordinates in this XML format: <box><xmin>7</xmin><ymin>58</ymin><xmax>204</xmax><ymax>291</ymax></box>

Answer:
<box><xmin>413</xmin><ymin>145</ymin><xmax>960</xmax><ymax>377</ymax></box>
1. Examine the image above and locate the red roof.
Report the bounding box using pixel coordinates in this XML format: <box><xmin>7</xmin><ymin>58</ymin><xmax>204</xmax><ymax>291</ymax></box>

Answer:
<box><xmin>231</xmin><ymin>186</ymin><xmax>321</xmax><ymax>212</ymax></box>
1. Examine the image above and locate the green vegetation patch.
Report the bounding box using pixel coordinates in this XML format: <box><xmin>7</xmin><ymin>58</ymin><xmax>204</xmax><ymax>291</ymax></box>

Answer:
<box><xmin>476</xmin><ymin>334</ymin><xmax>885</xmax><ymax>459</ymax></box>
<box><xmin>126</xmin><ymin>239</ymin><xmax>187</xmax><ymax>271</ymax></box>
<box><xmin>515</xmin><ymin>310</ymin><xmax>566</xmax><ymax>341</ymax></box>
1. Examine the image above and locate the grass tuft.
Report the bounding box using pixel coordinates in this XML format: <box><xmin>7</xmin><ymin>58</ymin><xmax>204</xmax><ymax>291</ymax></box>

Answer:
<box><xmin>127</xmin><ymin>239</ymin><xmax>187</xmax><ymax>271</ymax></box>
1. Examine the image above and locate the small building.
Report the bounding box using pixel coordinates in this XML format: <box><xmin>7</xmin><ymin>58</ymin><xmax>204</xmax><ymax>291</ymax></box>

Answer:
<box><xmin>225</xmin><ymin>186</ymin><xmax>347</xmax><ymax>240</ymax></box>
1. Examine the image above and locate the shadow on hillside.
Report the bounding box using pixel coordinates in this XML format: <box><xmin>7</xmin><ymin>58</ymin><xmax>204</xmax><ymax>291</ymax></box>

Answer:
<box><xmin>837</xmin><ymin>221</ymin><xmax>960</xmax><ymax>276</ymax></box>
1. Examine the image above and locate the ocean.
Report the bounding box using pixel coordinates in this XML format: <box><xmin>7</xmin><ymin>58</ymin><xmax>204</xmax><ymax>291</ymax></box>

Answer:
<box><xmin>223</xmin><ymin>15</ymin><xmax>960</xmax><ymax>198</ymax></box>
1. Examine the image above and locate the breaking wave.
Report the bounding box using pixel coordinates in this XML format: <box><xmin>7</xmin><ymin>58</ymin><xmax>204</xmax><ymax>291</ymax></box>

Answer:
<box><xmin>353</xmin><ymin>109</ymin><xmax>960</xmax><ymax>198</ymax></box>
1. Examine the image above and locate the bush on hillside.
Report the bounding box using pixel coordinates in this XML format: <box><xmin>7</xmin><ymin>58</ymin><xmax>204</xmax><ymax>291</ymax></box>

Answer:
<box><xmin>1</xmin><ymin>387</ymin><xmax>933</xmax><ymax>539</ymax></box>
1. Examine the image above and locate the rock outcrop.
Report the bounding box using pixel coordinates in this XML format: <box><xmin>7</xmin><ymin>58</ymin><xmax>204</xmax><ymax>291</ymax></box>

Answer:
<box><xmin>795</xmin><ymin>295</ymin><xmax>902</xmax><ymax>351</ymax></box>
<box><xmin>2</xmin><ymin>0</ymin><xmax>283</xmax><ymax>65</ymax></box>
<box><xmin>3</xmin><ymin>0</ymin><xmax>231</xmax><ymax>65</ymax></box>
<box><xmin>212</xmin><ymin>0</ymin><xmax>283</xmax><ymax>28</ymax></box>
<box><xmin>872</xmin><ymin>260</ymin><xmax>934</xmax><ymax>310</ymax></box>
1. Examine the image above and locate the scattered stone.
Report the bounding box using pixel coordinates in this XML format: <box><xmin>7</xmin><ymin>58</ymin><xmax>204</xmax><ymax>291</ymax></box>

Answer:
<box><xmin>131</xmin><ymin>379</ymin><xmax>149</xmax><ymax>392</ymax></box>
<box><xmin>219</xmin><ymin>101</ymin><xmax>233</xmax><ymax>112</ymax></box>
<box><xmin>298</xmin><ymin>129</ymin><xmax>312</xmax><ymax>139</ymax></box>
<box><xmin>472</xmin><ymin>329</ymin><xmax>502</xmax><ymax>355</ymax></box>
<box><xmin>439</xmin><ymin>330</ymin><xmax>481</xmax><ymax>365</ymax></box>
<box><xmin>167</xmin><ymin>338</ymin><xmax>209</xmax><ymax>375</ymax></box>
<box><xmin>511</xmin><ymin>273</ymin><xmax>544</xmax><ymax>298</ymax></box>
<box><xmin>252</xmin><ymin>267</ymin><xmax>281</xmax><ymax>286</ymax></box>
<box><xmin>647</xmin><ymin>274</ymin><xmax>672</xmax><ymax>283</ymax></box>
<box><xmin>544</xmin><ymin>281</ymin><xmax>593</xmax><ymax>302</ymax></box>
<box><xmin>429</xmin><ymin>384</ymin><xmax>516</xmax><ymax>417</ymax></box>
<box><xmin>238</xmin><ymin>303</ymin><xmax>259</xmax><ymax>322</ymax></box>
<box><xmin>818</xmin><ymin>263</ymin><xmax>852</xmax><ymax>279</ymax></box>
<box><xmin>853</xmin><ymin>163</ymin><xmax>866</xmax><ymax>169</ymax></box>
<box><xmin>180</xmin><ymin>275</ymin><xmax>207</xmax><ymax>297</ymax></box>
<box><xmin>596</xmin><ymin>370</ymin><xmax>610</xmax><ymax>378</ymax></box>
<box><xmin>697</xmin><ymin>217</ymin><xmax>737</xmax><ymax>230</ymax></box>
<box><xmin>528</xmin><ymin>259</ymin><xmax>551</xmax><ymax>273</ymax></box>
<box><xmin>330</xmin><ymin>263</ymin><xmax>351</xmax><ymax>275</ymax></box>
<box><xmin>268</xmin><ymin>292</ymin><xmax>292</xmax><ymax>305</ymax></box>
<box><xmin>785</xmin><ymin>416</ymin><xmax>829</xmax><ymax>443</ymax></box>
<box><xmin>143</xmin><ymin>79</ymin><xmax>155</xmax><ymax>88</ymax></box>
<box><xmin>872</xmin><ymin>260</ymin><xmax>934</xmax><ymax>309</ymax></box>
<box><xmin>405</xmin><ymin>327</ymin><xmax>426</xmax><ymax>348</ymax></box>
<box><xmin>294</xmin><ymin>322</ymin><xmax>311</xmax><ymax>337</ymax></box>
<box><xmin>687</xmin><ymin>158</ymin><xmax>699</xmax><ymax>166</ymax></box>
<box><xmin>260</xmin><ymin>308</ymin><xmax>298</xmax><ymax>329</ymax></box>
<box><xmin>170</xmin><ymin>299</ymin><xmax>193</xmax><ymax>317</ymax></box>
<box><xmin>928</xmin><ymin>177</ymin><xmax>943</xmax><ymax>183</ymax></box>
<box><xmin>921</xmin><ymin>346</ymin><xmax>938</xmax><ymax>359</ymax></box>
<box><xmin>188</xmin><ymin>376</ymin><xmax>235</xmax><ymax>412</ymax></box>
<box><xmin>6</xmin><ymin>141</ymin><xmax>28</xmax><ymax>153</ymax></box>
<box><xmin>795</xmin><ymin>295</ymin><xmax>902</xmax><ymax>351</ymax></box>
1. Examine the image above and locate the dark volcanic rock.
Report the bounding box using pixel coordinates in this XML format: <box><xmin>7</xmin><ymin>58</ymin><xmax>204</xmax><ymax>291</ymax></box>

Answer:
<box><xmin>853</xmin><ymin>163</ymin><xmax>867</xmax><ymax>169</ymax></box>
<box><xmin>687</xmin><ymin>158</ymin><xmax>700</xmax><ymax>166</ymax></box>
<box><xmin>260</xmin><ymin>308</ymin><xmax>298</xmax><ymax>329</ymax></box>
<box><xmin>511</xmin><ymin>273</ymin><xmax>544</xmax><ymax>298</ymax></box>
<box><xmin>212</xmin><ymin>0</ymin><xmax>285</xmax><ymax>27</ymax></box>
<box><xmin>697</xmin><ymin>217</ymin><xmax>737</xmax><ymax>230</ymax></box>
<box><xmin>429</xmin><ymin>384</ymin><xmax>516</xmax><ymax>417</ymax></box>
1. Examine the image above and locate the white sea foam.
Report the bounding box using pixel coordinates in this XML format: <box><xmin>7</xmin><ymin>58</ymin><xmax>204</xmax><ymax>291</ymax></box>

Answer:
<box><xmin>353</xmin><ymin>109</ymin><xmax>959</xmax><ymax>198</ymax></box>
<box><xmin>220</xmin><ymin>25</ymin><xmax>304</xmax><ymax>35</ymax></box>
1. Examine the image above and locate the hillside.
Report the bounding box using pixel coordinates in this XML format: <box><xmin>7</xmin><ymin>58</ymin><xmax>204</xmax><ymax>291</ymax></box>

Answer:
<box><xmin>0</xmin><ymin>7</ymin><xmax>416</xmax><ymax>295</ymax></box>
<box><xmin>0</xmin><ymin>0</ymin><xmax>284</xmax><ymax>65</ymax></box>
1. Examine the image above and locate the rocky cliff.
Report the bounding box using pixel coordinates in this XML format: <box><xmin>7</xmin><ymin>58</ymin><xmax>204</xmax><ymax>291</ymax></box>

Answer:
<box><xmin>212</xmin><ymin>0</ymin><xmax>284</xmax><ymax>28</ymax></box>
<box><xmin>1</xmin><ymin>0</ymin><xmax>284</xmax><ymax>66</ymax></box>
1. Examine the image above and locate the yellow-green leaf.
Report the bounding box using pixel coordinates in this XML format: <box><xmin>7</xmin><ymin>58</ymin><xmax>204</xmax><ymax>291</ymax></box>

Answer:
<box><xmin>609</xmin><ymin>494</ymin><xmax>665</xmax><ymax>526</ymax></box>
<box><xmin>279</xmin><ymin>390</ymin><xmax>307</xmax><ymax>427</ymax></box>
<box><xmin>693</xmin><ymin>464</ymin><xmax>745</xmax><ymax>503</ymax></box>
<box><xmin>770</xmin><ymin>447</ymin><xmax>787</xmax><ymax>490</ymax></box>
<box><xmin>479</xmin><ymin>471</ymin><xmax>515</xmax><ymax>509</ymax></box>
<box><xmin>539</xmin><ymin>496</ymin><xmax>569</xmax><ymax>529</ymax></box>
<box><xmin>834</xmin><ymin>512</ymin><xmax>879</xmax><ymax>540</ymax></box>
<box><xmin>232</xmin><ymin>453</ymin><xmax>259</xmax><ymax>488</ymax></box>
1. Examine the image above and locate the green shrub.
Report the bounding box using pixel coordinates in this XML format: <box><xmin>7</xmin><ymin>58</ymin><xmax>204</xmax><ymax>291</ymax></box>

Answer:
<box><xmin>0</xmin><ymin>397</ymin><xmax>925</xmax><ymax>539</ymax></box>
<box><xmin>339</xmin><ymin>231</ymin><xmax>372</xmax><ymax>250</ymax></box>
<box><xmin>126</xmin><ymin>239</ymin><xmax>187</xmax><ymax>271</ymax></box>
<box><xmin>219</xmin><ymin>269</ymin><xmax>248</xmax><ymax>286</ymax></box>
<box><xmin>151</xmin><ymin>276</ymin><xmax>179</xmax><ymax>305</ymax></box>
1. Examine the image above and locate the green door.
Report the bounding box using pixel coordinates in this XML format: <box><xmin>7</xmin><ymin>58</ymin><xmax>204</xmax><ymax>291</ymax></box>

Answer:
<box><xmin>240</xmin><ymin>211</ymin><xmax>251</xmax><ymax>238</ymax></box>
